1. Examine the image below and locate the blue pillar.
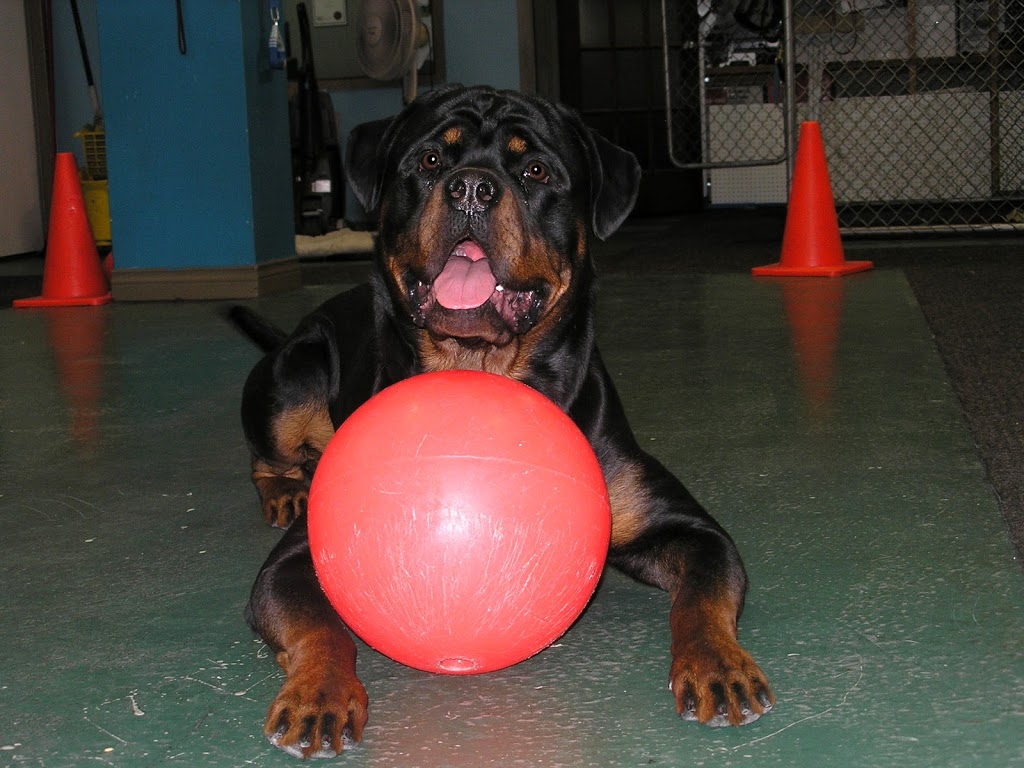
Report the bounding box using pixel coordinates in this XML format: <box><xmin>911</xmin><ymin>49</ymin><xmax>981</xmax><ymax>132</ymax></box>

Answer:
<box><xmin>95</xmin><ymin>1</ymin><xmax>295</xmax><ymax>299</ymax></box>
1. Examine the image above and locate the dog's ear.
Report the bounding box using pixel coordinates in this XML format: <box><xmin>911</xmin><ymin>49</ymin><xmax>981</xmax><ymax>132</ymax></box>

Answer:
<box><xmin>584</xmin><ymin>129</ymin><xmax>642</xmax><ymax>240</ymax></box>
<box><xmin>344</xmin><ymin>87</ymin><xmax>464</xmax><ymax>213</ymax></box>
<box><xmin>345</xmin><ymin>117</ymin><xmax>395</xmax><ymax>213</ymax></box>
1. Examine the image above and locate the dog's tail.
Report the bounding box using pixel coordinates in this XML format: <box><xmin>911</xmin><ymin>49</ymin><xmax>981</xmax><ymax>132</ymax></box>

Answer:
<box><xmin>224</xmin><ymin>305</ymin><xmax>287</xmax><ymax>352</ymax></box>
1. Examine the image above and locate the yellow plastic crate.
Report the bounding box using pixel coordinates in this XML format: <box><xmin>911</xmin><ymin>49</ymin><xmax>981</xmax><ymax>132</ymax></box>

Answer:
<box><xmin>75</xmin><ymin>128</ymin><xmax>107</xmax><ymax>180</ymax></box>
<box><xmin>81</xmin><ymin>179</ymin><xmax>111</xmax><ymax>245</ymax></box>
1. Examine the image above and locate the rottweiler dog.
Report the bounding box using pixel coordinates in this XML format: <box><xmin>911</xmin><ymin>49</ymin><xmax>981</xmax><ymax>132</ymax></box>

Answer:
<box><xmin>233</xmin><ymin>84</ymin><xmax>773</xmax><ymax>759</ymax></box>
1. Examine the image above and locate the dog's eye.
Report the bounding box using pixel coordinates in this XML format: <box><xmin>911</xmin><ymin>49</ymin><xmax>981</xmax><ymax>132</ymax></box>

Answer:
<box><xmin>420</xmin><ymin>152</ymin><xmax>442</xmax><ymax>171</ymax></box>
<box><xmin>524</xmin><ymin>162</ymin><xmax>550</xmax><ymax>184</ymax></box>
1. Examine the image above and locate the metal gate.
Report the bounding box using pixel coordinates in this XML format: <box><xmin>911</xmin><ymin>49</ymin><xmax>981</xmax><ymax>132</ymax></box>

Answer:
<box><xmin>662</xmin><ymin>0</ymin><xmax>1024</xmax><ymax>232</ymax></box>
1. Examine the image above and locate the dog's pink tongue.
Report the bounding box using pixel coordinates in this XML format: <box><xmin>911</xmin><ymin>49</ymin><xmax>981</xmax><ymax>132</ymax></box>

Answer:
<box><xmin>434</xmin><ymin>243</ymin><xmax>496</xmax><ymax>310</ymax></box>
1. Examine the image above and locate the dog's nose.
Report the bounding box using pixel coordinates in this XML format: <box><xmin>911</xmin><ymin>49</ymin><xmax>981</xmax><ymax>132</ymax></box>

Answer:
<box><xmin>446</xmin><ymin>170</ymin><xmax>501</xmax><ymax>214</ymax></box>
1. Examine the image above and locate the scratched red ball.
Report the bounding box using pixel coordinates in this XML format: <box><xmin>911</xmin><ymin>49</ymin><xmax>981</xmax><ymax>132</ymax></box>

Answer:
<box><xmin>308</xmin><ymin>370</ymin><xmax>611</xmax><ymax>674</ymax></box>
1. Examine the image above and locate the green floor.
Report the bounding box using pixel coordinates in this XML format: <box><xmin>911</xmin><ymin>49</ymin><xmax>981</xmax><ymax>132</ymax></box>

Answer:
<box><xmin>2</xmin><ymin>270</ymin><xmax>1022</xmax><ymax>767</ymax></box>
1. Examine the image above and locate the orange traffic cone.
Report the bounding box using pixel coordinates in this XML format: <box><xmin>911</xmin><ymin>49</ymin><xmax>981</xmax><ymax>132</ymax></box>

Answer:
<box><xmin>14</xmin><ymin>153</ymin><xmax>112</xmax><ymax>308</ymax></box>
<box><xmin>752</xmin><ymin>122</ymin><xmax>872</xmax><ymax>277</ymax></box>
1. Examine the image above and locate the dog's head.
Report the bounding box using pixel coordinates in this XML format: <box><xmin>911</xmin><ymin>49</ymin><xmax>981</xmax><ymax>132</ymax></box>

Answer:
<box><xmin>346</xmin><ymin>85</ymin><xmax>641</xmax><ymax>352</ymax></box>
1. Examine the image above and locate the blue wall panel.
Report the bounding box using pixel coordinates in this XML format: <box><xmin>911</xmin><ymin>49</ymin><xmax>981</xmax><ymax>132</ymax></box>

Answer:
<box><xmin>444</xmin><ymin>0</ymin><xmax>520</xmax><ymax>91</ymax></box>
<box><xmin>95</xmin><ymin>0</ymin><xmax>292</xmax><ymax>270</ymax></box>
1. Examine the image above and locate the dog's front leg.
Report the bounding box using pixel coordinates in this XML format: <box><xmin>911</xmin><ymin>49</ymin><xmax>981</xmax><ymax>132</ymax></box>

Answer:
<box><xmin>239</xmin><ymin>323</ymin><xmax>339</xmax><ymax>529</ymax></box>
<box><xmin>247</xmin><ymin>516</ymin><xmax>368</xmax><ymax>758</ymax></box>
<box><xmin>606</xmin><ymin>458</ymin><xmax>774</xmax><ymax>727</ymax></box>
<box><xmin>666</xmin><ymin>566</ymin><xmax>774</xmax><ymax>726</ymax></box>
<box><xmin>251</xmin><ymin>458</ymin><xmax>315</xmax><ymax>529</ymax></box>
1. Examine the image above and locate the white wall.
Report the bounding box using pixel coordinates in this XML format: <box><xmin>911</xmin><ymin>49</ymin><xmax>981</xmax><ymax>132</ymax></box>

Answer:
<box><xmin>1</xmin><ymin>3</ymin><xmax>44</xmax><ymax>257</ymax></box>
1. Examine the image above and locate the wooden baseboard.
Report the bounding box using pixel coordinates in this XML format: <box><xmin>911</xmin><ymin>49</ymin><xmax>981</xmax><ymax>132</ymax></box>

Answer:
<box><xmin>110</xmin><ymin>258</ymin><xmax>301</xmax><ymax>301</ymax></box>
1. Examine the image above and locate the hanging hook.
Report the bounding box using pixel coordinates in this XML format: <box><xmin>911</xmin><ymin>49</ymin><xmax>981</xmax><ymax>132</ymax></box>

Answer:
<box><xmin>268</xmin><ymin>0</ymin><xmax>287</xmax><ymax>69</ymax></box>
<box><xmin>176</xmin><ymin>0</ymin><xmax>187</xmax><ymax>55</ymax></box>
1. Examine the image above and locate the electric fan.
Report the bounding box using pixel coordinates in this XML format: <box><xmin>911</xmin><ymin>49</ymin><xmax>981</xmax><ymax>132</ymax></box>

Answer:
<box><xmin>355</xmin><ymin>0</ymin><xmax>431</xmax><ymax>103</ymax></box>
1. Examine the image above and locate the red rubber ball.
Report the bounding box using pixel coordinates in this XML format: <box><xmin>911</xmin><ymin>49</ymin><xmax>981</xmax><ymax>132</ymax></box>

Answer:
<box><xmin>308</xmin><ymin>370</ymin><xmax>611</xmax><ymax>675</ymax></box>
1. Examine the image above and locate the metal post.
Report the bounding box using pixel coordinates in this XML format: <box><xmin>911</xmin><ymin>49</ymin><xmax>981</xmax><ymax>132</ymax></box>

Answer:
<box><xmin>782</xmin><ymin>0</ymin><xmax>797</xmax><ymax>189</ymax></box>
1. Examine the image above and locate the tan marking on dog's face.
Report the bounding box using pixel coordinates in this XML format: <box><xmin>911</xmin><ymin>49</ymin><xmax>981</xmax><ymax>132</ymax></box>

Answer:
<box><xmin>443</xmin><ymin>126</ymin><xmax>462</xmax><ymax>145</ymax></box>
<box><xmin>607</xmin><ymin>461</ymin><xmax>651</xmax><ymax>547</ymax></box>
<box><xmin>507</xmin><ymin>135</ymin><xmax>527</xmax><ymax>154</ymax></box>
<box><xmin>488</xmin><ymin>194</ymin><xmax>569</xmax><ymax>307</ymax></box>
<box><xmin>490</xmin><ymin>191</ymin><xmax>526</xmax><ymax>266</ymax></box>
<box><xmin>383</xmin><ymin>184</ymin><xmax>448</xmax><ymax>310</ymax></box>
<box><xmin>417</xmin><ymin>184</ymin><xmax>453</xmax><ymax>263</ymax></box>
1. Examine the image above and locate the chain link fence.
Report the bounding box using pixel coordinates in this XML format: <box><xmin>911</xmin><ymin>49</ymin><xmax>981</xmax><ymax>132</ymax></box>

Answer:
<box><xmin>662</xmin><ymin>0</ymin><xmax>1024</xmax><ymax>232</ymax></box>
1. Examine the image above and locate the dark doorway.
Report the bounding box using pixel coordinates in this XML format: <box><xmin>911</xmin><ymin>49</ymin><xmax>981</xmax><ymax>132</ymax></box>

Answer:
<box><xmin>553</xmin><ymin>0</ymin><xmax>703</xmax><ymax>216</ymax></box>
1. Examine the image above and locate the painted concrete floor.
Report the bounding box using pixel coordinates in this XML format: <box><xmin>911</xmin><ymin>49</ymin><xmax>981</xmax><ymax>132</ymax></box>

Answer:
<box><xmin>2</xmin><ymin>269</ymin><xmax>1022</xmax><ymax>767</ymax></box>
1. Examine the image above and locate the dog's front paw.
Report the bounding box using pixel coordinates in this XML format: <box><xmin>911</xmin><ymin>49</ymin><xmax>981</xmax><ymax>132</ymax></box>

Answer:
<box><xmin>264</xmin><ymin>669</ymin><xmax>369</xmax><ymax>759</ymax></box>
<box><xmin>254</xmin><ymin>476</ymin><xmax>309</xmax><ymax>528</ymax></box>
<box><xmin>670</xmin><ymin>641</ymin><xmax>773</xmax><ymax>727</ymax></box>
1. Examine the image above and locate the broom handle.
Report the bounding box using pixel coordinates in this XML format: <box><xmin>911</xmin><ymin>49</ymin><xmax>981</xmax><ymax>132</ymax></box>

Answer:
<box><xmin>70</xmin><ymin>0</ymin><xmax>102</xmax><ymax>124</ymax></box>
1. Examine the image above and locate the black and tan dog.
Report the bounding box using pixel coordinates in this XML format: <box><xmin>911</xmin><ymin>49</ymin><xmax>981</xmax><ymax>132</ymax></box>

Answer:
<box><xmin>233</xmin><ymin>84</ymin><xmax>772</xmax><ymax>759</ymax></box>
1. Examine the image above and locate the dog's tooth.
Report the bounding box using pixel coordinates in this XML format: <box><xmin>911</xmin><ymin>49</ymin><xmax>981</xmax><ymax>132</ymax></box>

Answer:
<box><xmin>495</xmin><ymin>284</ymin><xmax>505</xmax><ymax>292</ymax></box>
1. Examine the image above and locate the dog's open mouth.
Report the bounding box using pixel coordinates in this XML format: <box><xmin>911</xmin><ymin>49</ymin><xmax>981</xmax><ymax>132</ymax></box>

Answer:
<box><xmin>434</xmin><ymin>240</ymin><xmax>495</xmax><ymax>310</ymax></box>
<box><xmin>407</xmin><ymin>240</ymin><xmax>543</xmax><ymax>336</ymax></box>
